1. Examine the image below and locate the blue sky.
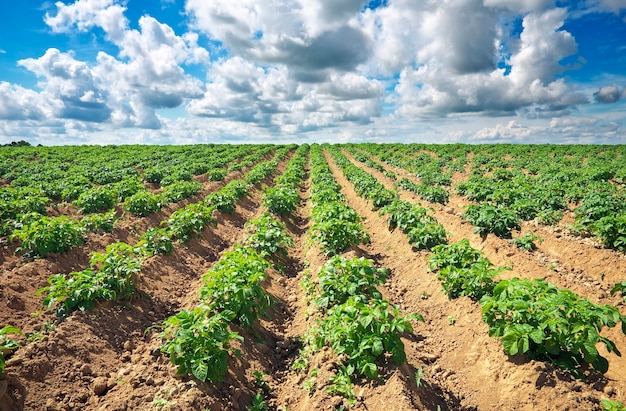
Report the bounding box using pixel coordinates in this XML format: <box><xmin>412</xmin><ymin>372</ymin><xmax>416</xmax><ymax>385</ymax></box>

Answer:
<box><xmin>0</xmin><ymin>0</ymin><xmax>625</xmax><ymax>145</ymax></box>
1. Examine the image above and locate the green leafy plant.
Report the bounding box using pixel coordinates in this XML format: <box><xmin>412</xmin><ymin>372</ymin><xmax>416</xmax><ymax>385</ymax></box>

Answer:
<box><xmin>79</xmin><ymin>210</ymin><xmax>117</xmax><ymax>233</ymax></box>
<box><xmin>436</xmin><ymin>259</ymin><xmax>504</xmax><ymax>301</ymax></box>
<box><xmin>161</xmin><ymin>180</ymin><xmax>202</xmax><ymax>203</ymax></box>
<box><xmin>207</xmin><ymin>168</ymin><xmax>227</xmax><ymax>181</ymax></box>
<box><xmin>481</xmin><ymin>278</ymin><xmax>626</xmax><ymax>376</ymax></box>
<box><xmin>243</xmin><ymin>212</ymin><xmax>294</xmax><ymax>257</ymax></box>
<box><xmin>311</xmin><ymin>202</ymin><xmax>369</xmax><ymax>255</ymax></box>
<box><xmin>73</xmin><ymin>186</ymin><xmax>117</xmax><ymax>214</ymax></box>
<box><xmin>327</xmin><ymin>366</ymin><xmax>356</xmax><ymax>405</ymax></box>
<box><xmin>39</xmin><ymin>242</ymin><xmax>142</xmax><ymax>317</ymax></box>
<box><xmin>429</xmin><ymin>239</ymin><xmax>482</xmax><ymax>271</ymax></box>
<box><xmin>206</xmin><ymin>180</ymin><xmax>249</xmax><ymax>213</ymax></box>
<box><xmin>123</xmin><ymin>191</ymin><xmax>162</xmax><ymax>217</ymax></box>
<box><xmin>263</xmin><ymin>185</ymin><xmax>300</xmax><ymax>216</ymax></box>
<box><xmin>167</xmin><ymin>203</ymin><xmax>215</xmax><ymax>241</ymax></box>
<box><xmin>414</xmin><ymin>366</ymin><xmax>426</xmax><ymax>387</ymax></box>
<box><xmin>159</xmin><ymin>309</ymin><xmax>242</xmax><ymax>383</ymax></box>
<box><xmin>247</xmin><ymin>393</ymin><xmax>269</xmax><ymax>411</ymax></box>
<box><xmin>0</xmin><ymin>325</ymin><xmax>22</xmax><ymax>374</ymax></box>
<box><xmin>200</xmin><ymin>246</ymin><xmax>271</xmax><ymax>327</ymax></box>
<box><xmin>407</xmin><ymin>221</ymin><xmax>448</xmax><ymax>250</ymax></box>
<box><xmin>141</xmin><ymin>227</ymin><xmax>174</xmax><ymax>255</ymax></box>
<box><xmin>593</xmin><ymin>214</ymin><xmax>626</xmax><ymax>252</ymax></box>
<box><xmin>602</xmin><ymin>399</ymin><xmax>626</xmax><ymax>411</ymax></box>
<box><xmin>10</xmin><ymin>215</ymin><xmax>85</xmax><ymax>257</ymax></box>
<box><xmin>611</xmin><ymin>281</ymin><xmax>626</xmax><ymax>302</ymax></box>
<box><xmin>510</xmin><ymin>232</ymin><xmax>543</xmax><ymax>251</ymax></box>
<box><xmin>462</xmin><ymin>203</ymin><xmax>521</xmax><ymax>238</ymax></box>
<box><xmin>310</xmin><ymin>296</ymin><xmax>422</xmax><ymax>379</ymax></box>
<box><xmin>315</xmin><ymin>256</ymin><xmax>387</xmax><ymax>309</ymax></box>
<box><xmin>430</xmin><ymin>240</ymin><xmax>507</xmax><ymax>301</ymax></box>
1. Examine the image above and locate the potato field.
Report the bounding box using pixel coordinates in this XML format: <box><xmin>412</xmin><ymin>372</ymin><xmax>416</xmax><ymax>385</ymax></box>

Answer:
<box><xmin>1</xmin><ymin>143</ymin><xmax>625</xmax><ymax>411</ymax></box>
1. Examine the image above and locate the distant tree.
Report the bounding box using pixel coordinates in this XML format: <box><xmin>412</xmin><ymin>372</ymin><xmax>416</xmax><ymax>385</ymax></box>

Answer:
<box><xmin>1</xmin><ymin>140</ymin><xmax>31</xmax><ymax>147</ymax></box>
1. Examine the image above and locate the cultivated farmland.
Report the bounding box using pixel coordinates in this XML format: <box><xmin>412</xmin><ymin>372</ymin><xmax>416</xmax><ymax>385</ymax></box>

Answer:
<box><xmin>1</xmin><ymin>143</ymin><xmax>625</xmax><ymax>411</ymax></box>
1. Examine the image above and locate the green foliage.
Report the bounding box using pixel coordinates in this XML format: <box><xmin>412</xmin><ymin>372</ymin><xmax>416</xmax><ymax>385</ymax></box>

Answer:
<box><xmin>161</xmin><ymin>180</ymin><xmax>202</xmax><ymax>203</ymax></box>
<box><xmin>407</xmin><ymin>221</ymin><xmax>448</xmax><ymax>250</ymax></box>
<box><xmin>206</xmin><ymin>180</ymin><xmax>249</xmax><ymax>213</ymax></box>
<box><xmin>611</xmin><ymin>281</ymin><xmax>626</xmax><ymax>302</ymax></box>
<box><xmin>111</xmin><ymin>178</ymin><xmax>144</xmax><ymax>201</ymax></box>
<box><xmin>264</xmin><ymin>185</ymin><xmax>300</xmax><ymax>216</ymax></box>
<box><xmin>243</xmin><ymin>212</ymin><xmax>294</xmax><ymax>257</ymax></box>
<box><xmin>481</xmin><ymin>278</ymin><xmax>626</xmax><ymax>376</ymax></box>
<box><xmin>380</xmin><ymin>199</ymin><xmax>432</xmax><ymax>232</ymax></box>
<box><xmin>123</xmin><ymin>191</ymin><xmax>163</xmax><ymax>217</ymax></box>
<box><xmin>593</xmin><ymin>214</ymin><xmax>626</xmax><ymax>252</ymax></box>
<box><xmin>247</xmin><ymin>393</ymin><xmax>269</xmax><ymax>411</ymax></box>
<box><xmin>73</xmin><ymin>186</ymin><xmax>117</xmax><ymax>214</ymax></box>
<box><xmin>0</xmin><ymin>325</ymin><xmax>22</xmax><ymax>374</ymax></box>
<box><xmin>160</xmin><ymin>169</ymin><xmax>193</xmax><ymax>186</ymax></box>
<box><xmin>602</xmin><ymin>399</ymin><xmax>626</xmax><ymax>411</ymax></box>
<box><xmin>143</xmin><ymin>167</ymin><xmax>165</xmax><ymax>183</ymax></box>
<box><xmin>379</xmin><ymin>200</ymin><xmax>448</xmax><ymax>250</ymax></box>
<box><xmin>310</xmin><ymin>296</ymin><xmax>421</xmax><ymax>379</ymax></box>
<box><xmin>510</xmin><ymin>232</ymin><xmax>542</xmax><ymax>251</ymax></box>
<box><xmin>167</xmin><ymin>203</ymin><xmax>215</xmax><ymax>241</ymax></box>
<box><xmin>311</xmin><ymin>203</ymin><xmax>370</xmax><ymax>255</ymax></box>
<box><xmin>10</xmin><ymin>215</ymin><xmax>85</xmax><ymax>257</ymax></box>
<box><xmin>141</xmin><ymin>227</ymin><xmax>174</xmax><ymax>255</ymax></box>
<box><xmin>418</xmin><ymin>184</ymin><xmax>450</xmax><ymax>205</ymax></box>
<box><xmin>207</xmin><ymin>168</ymin><xmax>227</xmax><ymax>181</ymax></box>
<box><xmin>315</xmin><ymin>256</ymin><xmax>388</xmax><ymax>309</ymax></box>
<box><xmin>79</xmin><ymin>210</ymin><xmax>117</xmax><ymax>233</ymax></box>
<box><xmin>244</xmin><ymin>160</ymin><xmax>277</xmax><ymax>185</ymax></box>
<box><xmin>327</xmin><ymin>366</ymin><xmax>356</xmax><ymax>404</ymax></box>
<box><xmin>39</xmin><ymin>242</ymin><xmax>143</xmax><ymax>317</ymax></box>
<box><xmin>436</xmin><ymin>260</ymin><xmax>504</xmax><ymax>300</ymax></box>
<box><xmin>462</xmin><ymin>203</ymin><xmax>521</xmax><ymax>238</ymax></box>
<box><xmin>537</xmin><ymin>209</ymin><xmax>563</xmax><ymax>226</ymax></box>
<box><xmin>200</xmin><ymin>246</ymin><xmax>271</xmax><ymax>327</ymax></box>
<box><xmin>159</xmin><ymin>309</ymin><xmax>242</xmax><ymax>383</ymax></box>
<box><xmin>430</xmin><ymin>240</ymin><xmax>507</xmax><ymax>301</ymax></box>
<box><xmin>573</xmin><ymin>191</ymin><xmax>626</xmax><ymax>235</ymax></box>
<box><xmin>428</xmin><ymin>239</ymin><xmax>482</xmax><ymax>271</ymax></box>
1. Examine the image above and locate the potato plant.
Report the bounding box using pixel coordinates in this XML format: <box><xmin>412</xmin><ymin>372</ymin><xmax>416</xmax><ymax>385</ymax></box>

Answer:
<box><xmin>39</xmin><ymin>242</ymin><xmax>143</xmax><ymax>317</ymax></box>
<box><xmin>10</xmin><ymin>214</ymin><xmax>85</xmax><ymax>257</ymax></box>
<box><xmin>481</xmin><ymin>278</ymin><xmax>626</xmax><ymax>376</ymax></box>
<box><xmin>462</xmin><ymin>203</ymin><xmax>521</xmax><ymax>239</ymax></box>
<box><xmin>200</xmin><ymin>245</ymin><xmax>271</xmax><ymax>327</ymax></box>
<box><xmin>429</xmin><ymin>240</ymin><xmax>507</xmax><ymax>301</ymax></box>
<box><xmin>0</xmin><ymin>326</ymin><xmax>22</xmax><ymax>374</ymax></box>
<box><xmin>159</xmin><ymin>309</ymin><xmax>242</xmax><ymax>383</ymax></box>
<box><xmin>243</xmin><ymin>212</ymin><xmax>294</xmax><ymax>257</ymax></box>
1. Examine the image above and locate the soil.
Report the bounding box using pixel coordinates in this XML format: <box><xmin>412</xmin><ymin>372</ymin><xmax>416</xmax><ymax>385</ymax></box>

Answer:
<box><xmin>1</xmin><ymin>147</ymin><xmax>625</xmax><ymax>411</ymax></box>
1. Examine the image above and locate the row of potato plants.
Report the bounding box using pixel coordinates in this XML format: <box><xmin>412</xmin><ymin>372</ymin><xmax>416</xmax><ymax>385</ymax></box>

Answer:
<box><xmin>331</xmin><ymin>149</ymin><xmax>626</xmax><ymax>379</ymax></box>
<box><xmin>36</xmin><ymin>149</ymin><xmax>289</xmax><ymax>319</ymax></box>
<box><xmin>264</xmin><ymin>144</ymin><xmax>309</xmax><ymax>216</ymax></box>
<box><xmin>352</xmin><ymin>143</ymin><xmax>626</xmax><ymax>250</ymax></box>
<box><xmin>293</xmin><ymin>145</ymin><xmax>421</xmax><ymax>404</ymax></box>
<box><xmin>328</xmin><ymin>146</ymin><xmax>448</xmax><ymax>251</ymax></box>
<box><xmin>0</xmin><ymin>145</ymin><xmax>274</xmax><ymax>238</ymax></box>
<box><xmin>308</xmin><ymin>145</ymin><xmax>369</xmax><ymax>255</ymax></box>
<box><xmin>158</xmin><ymin>147</ymin><xmax>307</xmax><ymax>384</ymax></box>
<box><xmin>345</xmin><ymin>144</ymin><xmax>451</xmax><ymax>205</ymax></box>
<box><xmin>429</xmin><ymin>239</ymin><xmax>626</xmax><ymax>377</ymax></box>
<box><xmin>327</xmin><ymin>146</ymin><xmax>396</xmax><ymax>210</ymax></box>
<box><xmin>5</xmin><ymin>147</ymin><xmax>284</xmax><ymax>258</ymax></box>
